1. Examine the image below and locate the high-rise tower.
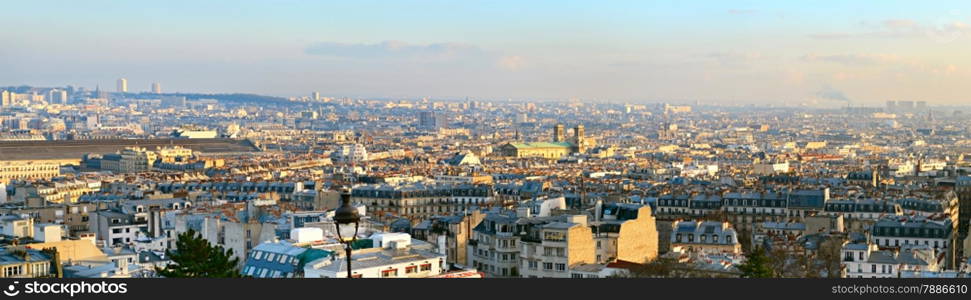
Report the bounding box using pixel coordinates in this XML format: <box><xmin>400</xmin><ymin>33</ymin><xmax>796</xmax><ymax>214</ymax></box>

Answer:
<box><xmin>117</xmin><ymin>78</ymin><xmax>128</xmax><ymax>93</ymax></box>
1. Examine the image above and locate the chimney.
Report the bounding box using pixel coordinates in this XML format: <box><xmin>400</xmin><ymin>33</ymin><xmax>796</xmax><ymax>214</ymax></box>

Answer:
<box><xmin>516</xmin><ymin>207</ymin><xmax>531</xmax><ymax>218</ymax></box>
<box><xmin>569</xmin><ymin>215</ymin><xmax>588</xmax><ymax>227</ymax></box>
<box><xmin>594</xmin><ymin>200</ymin><xmax>603</xmax><ymax>222</ymax></box>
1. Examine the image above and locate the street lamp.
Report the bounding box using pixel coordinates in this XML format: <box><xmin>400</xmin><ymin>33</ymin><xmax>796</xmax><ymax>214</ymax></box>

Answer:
<box><xmin>334</xmin><ymin>190</ymin><xmax>361</xmax><ymax>278</ymax></box>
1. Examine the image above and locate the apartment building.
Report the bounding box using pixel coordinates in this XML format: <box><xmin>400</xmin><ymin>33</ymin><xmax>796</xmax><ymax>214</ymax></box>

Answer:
<box><xmin>591</xmin><ymin>203</ymin><xmax>659</xmax><ymax>264</ymax></box>
<box><xmin>0</xmin><ymin>248</ymin><xmax>53</xmax><ymax>278</ymax></box>
<box><xmin>304</xmin><ymin>233</ymin><xmax>447</xmax><ymax>278</ymax></box>
<box><xmin>89</xmin><ymin>210</ymin><xmax>148</xmax><ymax>247</ymax></box>
<box><xmin>468</xmin><ymin>212</ymin><xmax>522</xmax><ymax>277</ymax></box>
<box><xmin>841</xmin><ymin>242</ymin><xmax>938</xmax><ymax>278</ymax></box>
<box><xmin>351</xmin><ymin>183</ymin><xmax>494</xmax><ymax>222</ymax></box>
<box><xmin>871</xmin><ymin>215</ymin><xmax>955</xmax><ymax>268</ymax></box>
<box><xmin>655</xmin><ymin>188</ymin><xmax>830</xmax><ymax>231</ymax></box>
<box><xmin>670</xmin><ymin>220</ymin><xmax>742</xmax><ymax>254</ymax></box>
<box><xmin>518</xmin><ymin>215</ymin><xmax>595</xmax><ymax>278</ymax></box>
<box><xmin>0</xmin><ymin>160</ymin><xmax>60</xmax><ymax>184</ymax></box>
<box><xmin>822</xmin><ymin>199</ymin><xmax>903</xmax><ymax>232</ymax></box>
<box><xmin>467</xmin><ymin>203</ymin><xmax>659</xmax><ymax>278</ymax></box>
<box><xmin>410</xmin><ymin>211</ymin><xmax>485</xmax><ymax>266</ymax></box>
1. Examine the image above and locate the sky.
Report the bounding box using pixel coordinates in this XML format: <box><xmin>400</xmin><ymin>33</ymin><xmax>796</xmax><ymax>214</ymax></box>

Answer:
<box><xmin>3</xmin><ymin>0</ymin><xmax>971</xmax><ymax>106</ymax></box>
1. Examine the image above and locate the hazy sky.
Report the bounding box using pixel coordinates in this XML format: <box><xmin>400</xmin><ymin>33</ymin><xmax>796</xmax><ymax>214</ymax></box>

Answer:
<box><xmin>3</xmin><ymin>1</ymin><xmax>971</xmax><ymax>105</ymax></box>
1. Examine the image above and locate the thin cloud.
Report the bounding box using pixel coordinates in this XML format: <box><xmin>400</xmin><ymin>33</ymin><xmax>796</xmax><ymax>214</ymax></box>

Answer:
<box><xmin>807</xmin><ymin>33</ymin><xmax>854</xmax><ymax>40</ymax></box>
<box><xmin>883</xmin><ymin>18</ymin><xmax>917</xmax><ymax>29</ymax></box>
<box><xmin>808</xmin><ymin>18</ymin><xmax>971</xmax><ymax>40</ymax></box>
<box><xmin>801</xmin><ymin>53</ymin><xmax>901</xmax><ymax>66</ymax></box>
<box><xmin>815</xmin><ymin>85</ymin><xmax>850</xmax><ymax>102</ymax></box>
<box><xmin>701</xmin><ymin>51</ymin><xmax>764</xmax><ymax>66</ymax></box>
<box><xmin>305</xmin><ymin>41</ymin><xmax>487</xmax><ymax>61</ymax></box>
<box><xmin>497</xmin><ymin>55</ymin><xmax>525</xmax><ymax>71</ymax></box>
<box><xmin>305</xmin><ymin>40</ymin><xmax>525</xmax><ymax>72</ymax></box>
<box><xmin>728</xmin><ymin>9</ymin><xmax>758</xmax><ymax>15</ymax></box>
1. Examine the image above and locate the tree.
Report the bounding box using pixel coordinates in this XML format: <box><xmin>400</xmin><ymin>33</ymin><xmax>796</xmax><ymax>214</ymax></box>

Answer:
<box><xmin>816</xmin><ymin>236</ymin><xmax>846</xmax><ymax>278</ymax></box>
<box><xmin>766</xmin><ymin>245</ymin><xmax>790</xmax><ymax>277</ymax></box>
<box><xmin>737</xmin><ymin>229</ymin><xmax>754</xmax><ymax>254</ymax></box>
<box><xmin>156</xmin><ymin>229</ymin><xmax>242</xmax><ymax>278</ymax></box>
<box><xmin>738</xmin><ymin>246</ymin><xmax>774</xmax><ymax>278</ymax></box>
<box><xmin>624</xmin><ymin>258</ymin><xmax>680</xmax><ymax>278</ymax></box>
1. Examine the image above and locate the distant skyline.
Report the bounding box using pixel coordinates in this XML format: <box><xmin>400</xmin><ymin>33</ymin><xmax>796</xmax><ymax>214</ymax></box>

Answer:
<box><xmin>3</xmin><ymin>1</ymin><xmax>971</xmax><ymax>105</ymax></box>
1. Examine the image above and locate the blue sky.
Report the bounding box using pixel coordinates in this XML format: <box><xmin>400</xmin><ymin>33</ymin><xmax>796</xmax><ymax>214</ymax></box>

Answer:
<box><xmin>3</xmin><ymin>1</ymin><xmax>971</xmax><ymax>105</ymax></box>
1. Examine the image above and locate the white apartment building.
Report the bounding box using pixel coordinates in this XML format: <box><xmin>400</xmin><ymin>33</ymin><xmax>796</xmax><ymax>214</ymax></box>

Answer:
<box><xmin>841</xmin><ymin>242</ymin><xmax>938</xmax><ymax>278</ymax></box>
<box><xmin>304</xmin><ymin>233</ymin><xmax>447</xmax><ymax>278</ymax></box>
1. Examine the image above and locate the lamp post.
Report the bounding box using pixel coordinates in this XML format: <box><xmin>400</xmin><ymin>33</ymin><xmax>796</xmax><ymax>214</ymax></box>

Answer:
<box><xmin>334</xmin><ymin>190</ymin><xmax>361</xmax><ymax>278</ymax></box>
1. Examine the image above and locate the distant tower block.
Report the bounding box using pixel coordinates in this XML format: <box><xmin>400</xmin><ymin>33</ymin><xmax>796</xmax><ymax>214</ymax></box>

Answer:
<box><xmin>117</xmin><ymin>78</ymin><xmax>128</xmax><ymax>93</ymax></box>
<box><xmin>152</xmin><ymin>82</ymin><xmax>162</xmax><ymax>94</ymax></box>
<box><xmin>312</xmin><ymin>91</ymin><xmax>320</xmax><ymax>101</ymax></box>
<box><xmin>553</xmin><ymin>124</ymin><xmax>565</xmax><ymax>142</ymax></box>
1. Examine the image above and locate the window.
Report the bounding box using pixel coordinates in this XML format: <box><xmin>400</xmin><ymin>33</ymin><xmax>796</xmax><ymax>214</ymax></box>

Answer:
<box><xmin>543</xmin><ymin>231</ymin><xmax>566</xmax><ymax>241</ymax></box>
<box><xmin>543</xmin><ymin>263</ymin><xmax>553</xmax><ymax>270</ymax></box>
<box><xmin>405</xmin><ymin>266</ymin><xmax>417</xmax><ymax>274</ymax></box>
<box><xmin>572</xmin><ymin>273</ymin><xmax>583</xmax><ymax>278</ymax></box>
<box><xmin>420</xmin><ymin>263</ymin><xmax>432</xmax><ymax>271</ymax></box>
<box><xmin>381</xmin><ymin>268</ymin><xmax>398</xmax><ymax>278</ymax></box>
<box><xmin>858</xmin><ymin>252</ymin><xmax>864</xmax><ymax>260</ymax></box>
<box><xmin>555</xmin><ymin>263</ymin><xmax>566</xmax><ymax>272</ymax></box>
<box><xmin>871</xmin><ymin>265</ymin><xmax>877</xmax><ymax>273</ymax></box>
<box><xmin>543</xmin><ymin>247</ymin><xmax>566</xmax><ymax>257</ymax></box>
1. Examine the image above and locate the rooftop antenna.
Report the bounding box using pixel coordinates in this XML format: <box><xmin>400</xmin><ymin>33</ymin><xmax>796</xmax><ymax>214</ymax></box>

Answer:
<box><xmin>578</xmin><ymin>175</ymin><xmax>586</xmax><ymax>209</ymax></box>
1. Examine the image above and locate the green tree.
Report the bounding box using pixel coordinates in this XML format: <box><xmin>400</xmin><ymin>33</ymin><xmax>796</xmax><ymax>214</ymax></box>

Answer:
<box><xmin>156</xmin><ymin>229</ymin><xmax>242</xmax><ymax>278</ymax></box>
<box><xmin>738</xmin><ymin>246</ymin><xmax>774</xmax><ymax>278</ymax></box>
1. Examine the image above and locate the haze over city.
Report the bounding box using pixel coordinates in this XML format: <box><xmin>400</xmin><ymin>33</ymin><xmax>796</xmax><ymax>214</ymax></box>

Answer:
<box><xmin>4</xmin><ymin>0</ymin><xmax>971</xmax><ymax>105</ymax></box>
<box><xmin>6</xmin><ymin>2</ymin><xmax>971</xmax><ymax>297</ymax></box>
